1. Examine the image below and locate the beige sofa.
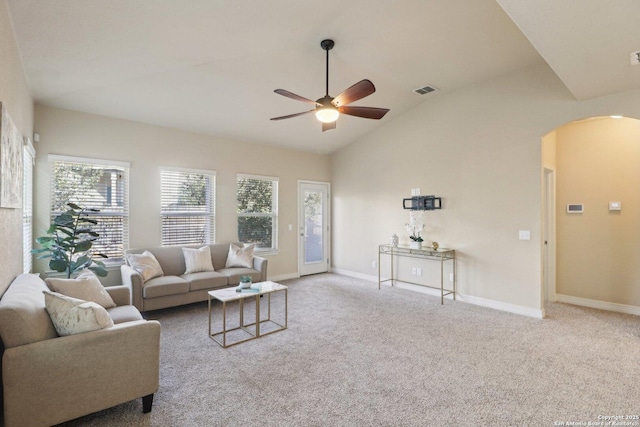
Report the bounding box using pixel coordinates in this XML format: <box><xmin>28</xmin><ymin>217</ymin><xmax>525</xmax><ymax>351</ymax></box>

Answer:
<box><xmin>121</xmin><ymin>242</ymin><xmax>268</xmax><ymax>312</ymax></box>
<box><xmin>0</xmin><ymin>273</ymin><xmax>160</xmax><ymax>427</ymax></box>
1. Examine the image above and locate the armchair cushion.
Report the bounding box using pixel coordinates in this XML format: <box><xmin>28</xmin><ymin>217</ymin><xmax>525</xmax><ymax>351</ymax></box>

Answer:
<box><xmin>43</xmin><ymin>291</ymin><xmax>114</xmax><ymax>336</ymax></box>
<box><xmin>45</xmin><ymin>270</ymin><xmax>116</xmax><ymax>309</ymax></box>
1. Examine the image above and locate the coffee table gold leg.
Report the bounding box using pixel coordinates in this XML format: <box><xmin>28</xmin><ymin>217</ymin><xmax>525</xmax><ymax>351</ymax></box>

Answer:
<box><xmin>222</xmin><ymin>300</ymin><xmax>227</xmax><ymax>347</ymax></box>
<box><xmin>208</xmin><ymin>295</ymin><xmax>211</xmax><ymax>336</ymax></box>
<box><xmin>285</xmin><ymin>288</ymin><xmax>288</xmax><ymax>328</ymax></box>
<box><xmin>255</xmin><ymin>294</ymin><xmax>260</xmax><ymax>336</ymax></box>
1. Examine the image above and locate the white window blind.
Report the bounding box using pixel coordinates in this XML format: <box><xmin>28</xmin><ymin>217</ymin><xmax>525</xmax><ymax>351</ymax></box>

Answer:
<box><xmin>49</xmin><ymin>155</ymin><xmax>129</xmax><ymax>265</ymax></box>
<box><xmin>161</xmin><ymin>168</ymin><xmax>216</xmax><ymax>246</ymax></box>
<box><xmin>236</xmin><ymin>174</ymin><xmax>278</xmax><ymax>252</ymax></box>
<box><xmin>22</xmin><ymin>141</ymin><xmax>35</xmax><ymax>273</ymax></box>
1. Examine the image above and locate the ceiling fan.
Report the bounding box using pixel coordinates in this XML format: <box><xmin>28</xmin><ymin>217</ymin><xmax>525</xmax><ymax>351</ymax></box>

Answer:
<box><xmin>270</xmin><ymin>39</ymin><xmax>390</xmax><ymax>132</ymax></box>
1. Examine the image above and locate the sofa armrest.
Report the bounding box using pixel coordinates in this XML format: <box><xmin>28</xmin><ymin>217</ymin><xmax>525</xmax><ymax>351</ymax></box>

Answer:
<box><xmin>105</xmin><ymin>285</ymin><xmax>131</xmax><ymax>306</ymax></box>
<box><xmin>253</xmin><ymin>256</ymin><xmax>268</xmax><ymax>282</ymax></box>
<box><xmin>120</xmin><ymin>265</ymin><xmax>144</xmax><ymax>311</ymax></box>
<box><xmin>2</xmin><ymin>320</ymin><xmax>160</xmax><ymax>427</ymax></box>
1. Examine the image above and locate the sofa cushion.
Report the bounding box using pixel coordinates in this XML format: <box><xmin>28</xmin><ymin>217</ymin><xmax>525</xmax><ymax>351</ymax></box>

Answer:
<box><xmin>45</xmin><ymin>270</ymin><xmax>116</xmax><ymax>309</ymax></box>
<box><xmin>142</xmin><ymin>275</ymin><xmax>189</xmax><ymax>298</ymax></box>
<box><xmin>217</xmin><ymin>268</ymin><xmax>262</xmax><ymax>285</ymax></box>
<box><xmin>0</xmin><ymin>273</ymin><xmax>58</xmax><ymax>348</ymax></box>
<box><xmin>183</xmin><ymin>246</ymin><xmax>215</xmax><ymax>274</ymax></box>
<box><xmin>225</xmin><ymin>243</ymin><xmax>254</xmax><ymax>268</ymax></box>
<box><xmin>128</xmin><ymin>250</ymin><xmax>164</xmax><ymax>281</ymax></box>
<box><xmin>43</xmin><ymin>291</ymin><xmax>114</xmax><ymax>336</ymax></box>
<box><xmin>107</xmin><ymin>305</ymin><xmax>144</xmax><ymax>324</ymax></box>
<box><xmin>181</xmin><ymin>271</ymin><xmax>228</xmax><ymax>291</ymax></box>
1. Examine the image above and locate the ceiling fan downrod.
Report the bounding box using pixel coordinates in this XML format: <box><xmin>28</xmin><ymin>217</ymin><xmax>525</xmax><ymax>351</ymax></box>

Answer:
<box><xmin>320</xmin><ymin>39</ymin><xmax>334</xmax><ymax>97</ymax></box>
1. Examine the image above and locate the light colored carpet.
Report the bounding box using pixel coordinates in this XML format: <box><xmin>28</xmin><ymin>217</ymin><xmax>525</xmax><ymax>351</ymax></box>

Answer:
<box><xmin>58</xmin><ymin>273</ymin><xmax>640</xmax><ymax>426</ymax></box>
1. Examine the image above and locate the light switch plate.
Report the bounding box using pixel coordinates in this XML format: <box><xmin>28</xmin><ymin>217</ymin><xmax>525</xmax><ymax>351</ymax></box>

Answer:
<box><xmin>519</xmin><ymin>230</ymin><xmax>531</xmax><ymax>241</ymax></box>
<box><xmin>609</xmin><ymin>201</ymin><xmax>621</xmax><ymax>211</ymax></box>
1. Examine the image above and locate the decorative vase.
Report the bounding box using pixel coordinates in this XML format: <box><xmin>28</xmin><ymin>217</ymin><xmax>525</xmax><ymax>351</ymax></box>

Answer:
<box><xmin>409</xmin><ymin>241</ymin><xmax>422</xmax><ymax>249</ymax></box>
<box><xmin>432</xmin><ymin>241</ymin><xmax>439</xmax><ymax>250</ymax></box>
<box><xmin>391</xmin><ymin>234</ymin><xmax>399</xmax><ymax>247</ymax></box>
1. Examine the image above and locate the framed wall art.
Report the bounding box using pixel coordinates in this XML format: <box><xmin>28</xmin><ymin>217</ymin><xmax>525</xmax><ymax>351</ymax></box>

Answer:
<box><xmin>0</xmin><ymin>102</ymin><xmax>23</xmax><ymax>208</ymax></box>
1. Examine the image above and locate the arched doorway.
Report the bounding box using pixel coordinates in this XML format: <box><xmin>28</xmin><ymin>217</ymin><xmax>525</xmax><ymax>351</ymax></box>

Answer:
<box><xmin>542</xmin><ymin>116</ymin><xmax>640</xmax><ymax>315</ymax></box>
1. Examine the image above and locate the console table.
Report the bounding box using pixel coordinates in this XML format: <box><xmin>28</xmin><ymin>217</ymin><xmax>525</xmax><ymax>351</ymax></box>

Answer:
<box><xmin>378</xmin><ymin>244</ymin><xmax>456</xmax><ymax>304</ymax></box>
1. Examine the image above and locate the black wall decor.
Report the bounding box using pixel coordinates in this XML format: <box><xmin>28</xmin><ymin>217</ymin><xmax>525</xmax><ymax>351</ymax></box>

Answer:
<box><xmin>402</xmin><ymin>195</ymin><xmax>442</xmax><ymax>211</ymax></box>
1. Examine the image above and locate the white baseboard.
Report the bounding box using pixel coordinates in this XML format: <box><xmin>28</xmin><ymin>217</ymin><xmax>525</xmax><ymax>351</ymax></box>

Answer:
<box><xmin>268</xmin><ymin>273</ymin><xmax>300</xmax><ymax>282</ymax></box>
<box><xmin>330</xmin><ymin>268</ymin><xmax>544</xmax><ymax>319</ymax></box>
<box><xmin>330</xmin><ymin>267</ymin><xmax>378</xmax><ymax>283</ymax></box>
<box><xmin>555</xmin><ymin>293</ymin><xmax>640</xmax><ymax>316</ymax></box>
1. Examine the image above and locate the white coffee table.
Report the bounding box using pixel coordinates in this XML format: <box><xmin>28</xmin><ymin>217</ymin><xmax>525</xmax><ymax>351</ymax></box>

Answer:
<box><xmin>208</xmin><ymin>281</ymin><xmax>288</xmax><ymax>348</ymax></box>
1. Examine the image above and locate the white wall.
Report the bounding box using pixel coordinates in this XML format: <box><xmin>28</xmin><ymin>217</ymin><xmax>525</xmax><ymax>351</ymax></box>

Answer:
<box><xmin>331</xmin><ymin>64</ymin><xmax>640</xmax><ymax>316</ymax></box>
<box><xmin>33</xmin><ymin>105</ymin><xmax>331</xmax><ymax>284</ymax></box>
<box><xmin>0</xmin><ymin>0</ymin><xmax>34</xmax><ymax>295</ymax></box>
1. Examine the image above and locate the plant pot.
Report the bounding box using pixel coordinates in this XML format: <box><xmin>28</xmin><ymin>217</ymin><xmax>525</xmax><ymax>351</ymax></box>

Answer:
<box><xmin>409</xmin><ymin>241</ymin><xmax>422</xmax><ymax>249</ymax></box>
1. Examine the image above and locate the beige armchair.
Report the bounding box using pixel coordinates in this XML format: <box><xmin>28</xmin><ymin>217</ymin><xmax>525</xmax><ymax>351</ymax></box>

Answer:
<box><xmin>0</xmin><ymin>273</ymin><xmax>161</xmax><ymax>427</ymax></box>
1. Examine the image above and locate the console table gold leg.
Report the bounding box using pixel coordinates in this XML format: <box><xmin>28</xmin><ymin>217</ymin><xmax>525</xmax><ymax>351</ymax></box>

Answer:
<box><xmin>222</xmin><ymin>301</ymin><xmax>227</xmax><ymax>347</ymax></box>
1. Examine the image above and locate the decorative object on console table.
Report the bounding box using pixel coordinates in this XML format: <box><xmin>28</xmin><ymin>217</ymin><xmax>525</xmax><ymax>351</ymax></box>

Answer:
<box><xmin>32</xmin><ymin>202</ymin><xmax>108</xmax><ymax>278</ymax></box>
<box><xmin>432</xmin><ymin>241</ymin><xmax>439</xmax><ymax>250</ymax></box>
<box><xmin>391</xmin><ymin>234</ymin><xmax>399</xmax><ymax>247</ymax></box>
<box><xmin>405</xmin><ymin>211</ymin><xmax>425</xmax><ymax>249</ymax></box>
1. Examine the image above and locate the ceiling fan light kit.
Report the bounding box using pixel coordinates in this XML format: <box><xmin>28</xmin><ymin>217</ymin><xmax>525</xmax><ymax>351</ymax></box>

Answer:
<box><xmin>271</xmin><ymin>39</ymin><xmax>389</xmax><ymax>132</ymax></box>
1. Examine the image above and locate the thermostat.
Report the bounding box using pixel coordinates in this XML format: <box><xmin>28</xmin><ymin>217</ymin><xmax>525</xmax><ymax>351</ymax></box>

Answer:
<box><xmin>567</xmin><ymin>204</ymin><xmax>583</xmax><ymax>213</ymax></box>
<box><xmin>609</xmin><ymin>201</ymin><xmax>621</xmax><ymax>211</ymax></box>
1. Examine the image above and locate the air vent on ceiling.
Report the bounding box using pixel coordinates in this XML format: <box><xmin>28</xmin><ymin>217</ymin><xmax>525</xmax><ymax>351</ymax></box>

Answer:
<box><xmin>630</xmin><ymin>51</ymin><xmax>640</xmax><ymax>66</ymax></box>
<box><xmin>413</xmin><ymin>85</ymin><xmax>438</xmax><ymax>95</ymax></box>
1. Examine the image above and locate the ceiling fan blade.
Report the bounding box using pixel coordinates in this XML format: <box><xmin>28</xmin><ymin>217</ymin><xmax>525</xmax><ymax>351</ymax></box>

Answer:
<box><xmin>274</xmin><ymin>89</ymin><xmax>319</xmax><ymax>105</ymax></box>
<box><xmin>339</xmin><ymin>106</ymin><xmax>390</xmax><ymax>120</ymax></box>
<box><xmin>322</xmin><ymin>121</ymin><xmax>336</xmax><ymax>132</ymax></box>
<box><xmin>332</xmin><ymin>79</ymin><xmax>376</xmax><ymax>107</ymax></box>
<box><xmin>270</xmin><ymin>109</ymin><xmax>315</xmax><ymax>121</ymax></box>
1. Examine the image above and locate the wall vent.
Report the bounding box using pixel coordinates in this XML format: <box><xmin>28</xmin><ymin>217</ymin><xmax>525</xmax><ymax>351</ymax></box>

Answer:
<box><xmin>413</xmin><ymin>85</ymin><xmax>438</xmax><ymax>95</ymax></box>
<box><xmin>630</xmin><ymin>51</ymin><xmax>640</xmax><ymax>66</ymax></box>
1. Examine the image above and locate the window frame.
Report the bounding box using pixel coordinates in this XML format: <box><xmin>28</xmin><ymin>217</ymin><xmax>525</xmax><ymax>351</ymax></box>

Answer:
<box><xmin>236</xmin><ymin>173</ymin><xmax>279</xmax><ymax>253</ymax></box>
<box><xmin>22</xmin><ymin>139</ymin><xmax>35</xmax><ymax>273</ymax></box>
<box><xmin>160</xmin><ymin>166</ymin><xmax>216</xmax><ymax>246</ymax></box>
<box><xmin>48</xmin><ymin>154</ymin><xmax>130</xmax><ymax>267</ymax></box>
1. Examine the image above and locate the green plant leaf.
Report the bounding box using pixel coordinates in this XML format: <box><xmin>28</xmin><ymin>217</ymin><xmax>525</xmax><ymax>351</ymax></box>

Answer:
<box><xmin>67</xmin><ymin>202</ymin><xmax>82</xmax><ymax>210</ymax></box>
<box><xmin>49</xmin><ymin>259</ymin><xmax>68</xmax><ymax>272</ymax></box>
<box><xmin>88</xmin><ymin>266</ymin><xmax>108</xmax><ymax>277</ymax></box>
<box><xmin>78</xmin><ymin>218</ymin><xmax>98</xmax><ymax>225</ymax></box>
<box><xmin>75</xmin><ymin>241</ymin><xmax>93</xmax><ymax>252</ymax></box>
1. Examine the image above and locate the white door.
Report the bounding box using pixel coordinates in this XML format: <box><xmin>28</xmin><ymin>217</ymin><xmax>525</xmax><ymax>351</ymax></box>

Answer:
<box><xmin>298</xmin><ymin>181</ymin><xmax>330</xmax><ymax>276</ymax></box>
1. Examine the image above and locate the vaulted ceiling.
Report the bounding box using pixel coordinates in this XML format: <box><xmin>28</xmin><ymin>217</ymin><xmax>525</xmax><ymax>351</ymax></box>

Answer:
<box><xmin>6</xmin><ymin>0</ymin><xmax>640</xmax><ymax>153</ymax></box>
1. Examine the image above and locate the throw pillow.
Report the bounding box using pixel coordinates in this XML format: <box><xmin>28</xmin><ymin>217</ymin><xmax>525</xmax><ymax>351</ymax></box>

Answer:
<box><xmin>183</xmin><ymin>246</ymin><xmax>215</xmax><ymax>274</ymax></box>
<box><xmin>225</xmin><ymin>243</ymin><xmax>255</xmax><ymax>268</ymax></box>
<box><xmin>127</xmin><ymin>250</ymin><xmax>164</xmax><ymax>281</ymax></box>
<box><xmin>45</xmin><ymin>270</ymin><xmax>116</xmax><ymax>309</ymax></box>
<box><xmin>43</xmin><ymin>291</ymin><xmax>114</xmax><ymax>336</ymax></box>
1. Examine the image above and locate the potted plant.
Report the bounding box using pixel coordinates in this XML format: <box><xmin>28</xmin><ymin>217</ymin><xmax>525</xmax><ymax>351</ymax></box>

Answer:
<box><xmin>32</xmin><ymin>202</ymin><xmax>108</xmax><ymax>278</ymax></box>
<box><xmin>405</xmin><ymin>212</ymin><xmax>425</xmax><ymax>249</ymax></box>
<box><xmin>239</xmin><ymin>275</ymin><xmax>252</xmax><ymax>289</ymax></box>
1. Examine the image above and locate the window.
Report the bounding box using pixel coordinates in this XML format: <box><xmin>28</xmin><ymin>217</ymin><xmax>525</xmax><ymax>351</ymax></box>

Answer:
<box><xmin>161</xmin><ymin>168</ymin><xmax>215</xmax><ymax>246</ymax></box>
<box><xmin>23</xmin><ymin>140</ymin><xmax>35</xmax><ymax>273</ymax></box>
<box><xmin>236</xmin><ymin>174</ymin><xmax>278</xmax><ymax>252</ymax></box>
<box><xmin>49</xmin><ymin>155</ymin><xmax>129</xmax><ymax>265</ymax></box>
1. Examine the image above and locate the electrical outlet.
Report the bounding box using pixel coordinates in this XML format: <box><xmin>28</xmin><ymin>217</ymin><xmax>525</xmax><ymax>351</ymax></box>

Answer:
<box><xmin>412</xmin><ymin>267</ymin><xmax>417</xmax><ymax>275</ymax></box>
<box><xmin>416</xmin><ymin>268</ymin><xmax>422</xmax><ymax>276</ymax></box>
<box><xmin>372</xmin><ymin>260</ymin><xmax>377</xmax><ymax>269</ymax></box>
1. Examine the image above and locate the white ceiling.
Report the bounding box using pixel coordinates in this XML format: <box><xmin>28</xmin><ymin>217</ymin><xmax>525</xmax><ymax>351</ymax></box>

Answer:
<box><xmin>6</xmin><ymin>0</ymin><xmax>640</xmax><ymax>154</ymax></box>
